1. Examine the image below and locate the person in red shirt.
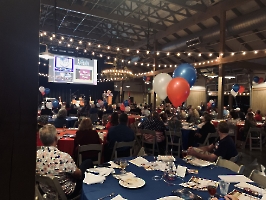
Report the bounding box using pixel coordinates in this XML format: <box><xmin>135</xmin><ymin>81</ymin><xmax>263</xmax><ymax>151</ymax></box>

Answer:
<box><xmin>106</xmin><ymin>112</ymin><xmax>119</xmax><ymax>130</ymax></box>
<box><xmin>254</xmin><ymin>110</ymin><xmax>262</xmax><ymax>121</ymax></box>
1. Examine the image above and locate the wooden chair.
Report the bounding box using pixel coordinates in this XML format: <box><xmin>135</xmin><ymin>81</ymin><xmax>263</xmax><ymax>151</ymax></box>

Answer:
<box><xmin>249</xmin><ymin>169</ymin><xmax>266</xmax><ymax>188</ymax></box>
<box><xmin>199</xmin><ymin>132</ymin><xmax>219</xmax><ymax>146</ymax></box>
<box><xmin>35</xmin><ymin>174</ymin><xmax>80</xmax><ymax>200</ymax></box>
<box><xmin>165</xmin><ymin>130</ymin><xmax>182</xmax><ymax>158</ymax></box>
<box><xmin>130</xmin><ymin>122</ymin><xmax>142</xmax><ymax>148</ymax></box>
<box><xmin>228</xmin><ymin>123</ymin><xmax>237</xmax><ymax>144</ymax></box>
<box><xmin>246</xmin><ymin>127</ymin><xmax>262</xmax><ymax>151</ymax></box>
<box><xmin>140</xmin><ymin>129</ymin><xmax>159</xmax><ymax>156</ymax></box>
<box><xmin>78</xmin><ymin>144</ymin><xmax>103</xmax><ymax>166</ymax></box>
<box><xmin>216</xmin><ymin>156</ymin><xmax>245</xmax><ymax>174</ymax></box>
<box><xmin>111</xmin><ymin>140</ymin><xmax>135</xmax><ymax>160</ymax></box>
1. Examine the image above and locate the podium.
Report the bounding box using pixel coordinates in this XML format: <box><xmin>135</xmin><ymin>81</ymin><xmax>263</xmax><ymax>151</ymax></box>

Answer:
<box><xmin>107</xmin><ymin>96</ymin><xmax>112</xmax><ymax>105</ymax></box>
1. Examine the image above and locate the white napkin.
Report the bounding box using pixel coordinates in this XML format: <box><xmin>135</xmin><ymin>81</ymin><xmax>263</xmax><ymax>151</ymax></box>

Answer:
<box><xmin>157</xmin><ymin>155</ymin><xmax>176</xmax><ymax>162</ymax></box>
<box><xmin>87</xmin><ymin>167</ymin><xmax>114</xmax><ymax>177</ymax></box>
<box><xmin>142</xmin><ymin>161</ymin><xmax>167</xmax><ymax>171</ymax></box>
<box><xmin>108</xmin><ymin>161</ymin><xmax>121</xmax><ymax>169</ymax></box>
<box><xmin>235</xmin><ymin>182</ymin><xmax>266</xmax><ymax>195</ymax></box>
<box><xmin>113</xmin><ymin>172</ymin><xmax>136</xmax><ymax>180</ymax></box>
<box><xmin>83</xmin><ymin>172</ymin><xmax>106</xmax><ymax>185</ymax></box>
<box><xmin>111</xmin><ymin>194</ymin><xmax>127</xmax><ymax>200</ymax></box>
<box><xmin>218</xmin><ymin>175</ymin><xmax>253</xmax><ymax>183</ymax></box>
<box><xmin>129</xmin><ymin>157</ymin><xmax>149</xmax><ymax>167</ymax></box>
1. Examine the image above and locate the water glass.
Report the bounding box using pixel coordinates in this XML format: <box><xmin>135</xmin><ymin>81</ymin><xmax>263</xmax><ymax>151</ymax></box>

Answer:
<box><xmin>218</xmin><ymin>180</ymin><xmax>230</xmax><ymax>195</ymax></box>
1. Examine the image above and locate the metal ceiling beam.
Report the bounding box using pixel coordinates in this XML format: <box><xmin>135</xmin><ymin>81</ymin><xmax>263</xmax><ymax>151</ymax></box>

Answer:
<box><xmin>147</xmin><ymin>50</ymin><xmax>266</xmax><ymax>76</ymax></box>
<box><xmin>131</xmin><ymin>0</ymin><xmax>253</xmax><ymax>49</ymax></box>
<box><xmin>40</xmin><ymin>24</ymin><xmax>134</xmax><ymax>46</ymax></box>
<box><xmin>159</xmin><ymin>0</ymin><xmax>207</xmax><ymax>12</ymax></box>
<box><xmin>41</xmin><ymin>0</ymin><xmax>166</xmax><ymax>31</ymax></box>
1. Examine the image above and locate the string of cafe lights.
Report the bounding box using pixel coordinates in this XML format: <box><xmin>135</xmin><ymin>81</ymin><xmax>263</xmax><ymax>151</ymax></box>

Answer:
<box><xmin>40</xmin><ymin>31</ymin><xmax>266</xmax><ymax>59</ymax></box>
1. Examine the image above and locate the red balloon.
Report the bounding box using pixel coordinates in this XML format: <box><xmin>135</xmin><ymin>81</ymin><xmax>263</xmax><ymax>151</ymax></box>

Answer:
<box><xmin>98</xmin><ymin>99</ymin><xmax>101</xmax><ymax>103</ymax></box>
<box><xmin>167</xmin><ymin>77</ymin><xmax>190</xmax><ymax>107</ymax></box>
<box><xmin>238</xmin><ymin>86</ymin><xmax>245</xmax><ymax>94</ymax></box>
<box><xmin>41</xmin><ymin>92</ymin><xmax>45</xmax><ymax>96</ymax></box>
<box><xmin>120</xmin><ymin>103</ymin><xmax>125</xmax><ymax>111</ymax></box>
<box><xmin>258</xmin><ymin>77</ymin><xmax>264</xmax><ymax>84</ymax></box>
<box><xmin>146</xmin><ymin>76</ymin><xmax>150</xmax><ymax>81</ymax></box>
<box><xmin>207</xmin><ymin>102</ymin><xmax>211</xmax><ymax>108</ymax></box>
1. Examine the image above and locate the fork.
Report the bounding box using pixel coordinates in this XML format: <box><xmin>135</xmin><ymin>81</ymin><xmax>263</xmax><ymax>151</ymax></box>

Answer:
<box><xmin>98</xmin><ymin>192</ymin><xmax>115</xmax><ymax>200</ymax></box>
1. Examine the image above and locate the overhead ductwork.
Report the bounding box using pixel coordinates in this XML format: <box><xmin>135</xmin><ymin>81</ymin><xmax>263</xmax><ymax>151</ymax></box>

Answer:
<box><xmin>161</xmin><ymin>7</ymin><xmax>266</xmax><ymax>52</ymax></box>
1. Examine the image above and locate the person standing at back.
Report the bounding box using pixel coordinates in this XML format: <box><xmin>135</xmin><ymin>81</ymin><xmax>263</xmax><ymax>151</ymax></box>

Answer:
<box><xmin>105</xmin><ymin>113</ymin><xmax>135</xmax><ymax>161</ymax></box>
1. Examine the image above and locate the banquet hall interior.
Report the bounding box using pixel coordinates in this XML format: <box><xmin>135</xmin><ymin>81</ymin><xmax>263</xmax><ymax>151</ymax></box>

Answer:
<box><xmin>2</xmin><ymin>0</ymin><xmax>266</xmax><ymax>199</ymax></box>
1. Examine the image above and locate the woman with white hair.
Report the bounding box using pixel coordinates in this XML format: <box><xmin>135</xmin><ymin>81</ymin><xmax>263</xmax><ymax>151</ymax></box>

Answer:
<box><xmin>36</xmin><ymin>124</ymin><xmax>92</xmax><ymax>199</ymax></box>
<box><xmin>54</xmin><ymin>108</ymin><xmax>67</xmax><ymax>128</ymax></box>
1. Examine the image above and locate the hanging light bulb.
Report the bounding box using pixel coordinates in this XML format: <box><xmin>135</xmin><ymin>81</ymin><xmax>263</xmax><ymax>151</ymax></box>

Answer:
<box><xmin>98</xmin><ymin>44</ymin><xmax>101</xmax><ymax>48</ymax></box>
<box><xmin>209</xmin><ymin>53</ymin><xmax>212</xmax><ymax>57</ymax></box>
<box><xmin>127</xmin><ymin>49</ymin><xmax>129</xmax><ymax>52</ymax></box>
<box><xmin>61</xmin><ymin>36</ymin><xmax>64</xmax><ymax>40</ymax></box>
<box><xmin>88</xmin><ymin>42</ymin><xmax>91</xmax><ymax>45</ymax></box>
<box><xmin>79</xmin><ymin>41</ymin><xmax>82</xmax><ymax>44</ymax></box>
<box><xmin>157</xmin><ymin>52</ymin><xmax>160</xmax><ymax>55</ymax></box>
<box><xmin>70</xmin><ymin>38</ymin><xmax>73</xmax><ymax>42</ymax></box>
<box><xmin>136</xmin><ymin>50</ymin><xmax>139</xmax><ymax>53</ymax></box>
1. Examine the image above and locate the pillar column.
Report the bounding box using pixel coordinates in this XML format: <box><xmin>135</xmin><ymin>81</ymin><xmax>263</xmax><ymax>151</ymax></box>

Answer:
<box><xmin>0</xmin><ymin>0</ymin><xmax>39</xmax><ymax>199</ymax></box>
<box><xmin>217</xmin><ymin>11</ymin><xmax>226</xmax><ymax>119</ymax></box>
<box><xmin>152</xmin><ymin>40</ymin><xmax>158</xmax><ymax>111</ymax></box>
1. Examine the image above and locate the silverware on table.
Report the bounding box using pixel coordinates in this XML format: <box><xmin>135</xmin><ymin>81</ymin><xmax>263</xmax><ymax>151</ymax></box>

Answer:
<box><xmin>98</xmin><ymin>192</ymin><xmax>115</xmax><ymax>200</ymax></box>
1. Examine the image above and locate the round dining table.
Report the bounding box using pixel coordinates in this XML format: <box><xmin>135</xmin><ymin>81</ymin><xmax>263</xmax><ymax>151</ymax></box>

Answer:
<box><xmin>127</xmin><ymin>114</ymin><xmax>141</xmax><ymax>126</ymax></box>
<box><xmin>81</xmin><ymin>156</ymin><xmax>238</xmax><ymax>200</ymax></box>
<box><xmin>48</xmin><ymin>116</ymin><xmax>79</xmax><ymax>128</ymax></box>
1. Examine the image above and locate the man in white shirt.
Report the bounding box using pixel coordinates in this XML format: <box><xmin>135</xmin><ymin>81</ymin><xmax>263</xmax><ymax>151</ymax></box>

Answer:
<box><xmin>141</xmin><ymin>106</ymin><xmax>150</xmax><ymax>117</ymax></box>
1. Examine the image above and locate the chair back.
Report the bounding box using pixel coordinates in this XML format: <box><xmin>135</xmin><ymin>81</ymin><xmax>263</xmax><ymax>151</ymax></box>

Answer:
<box><xmin>35</xmin><ymin>174</ymin><xmax>67</xmax><ymax>200</ymax></box>
<box><xmin>216</xmin><ymin>157</ymin><xmax>245</xmax><ymax>174</ymax></box>
<box><xmin>249</xmin><ymin>169</ymin><xmax>266</xmax><ymax>188</ymax></box>
<box><xmin>200</xmin><ymin>132</ymin><xmax>219</xmax><ymax>146</ymax></box>
<box><xmin>111</xmin><ymin>140</ymin><xmax>135</xmax><ymax>160</ymax></box>
<box><xmin>137</xmin><ymin>147</ymin><xmax>146</xmax><ymax>157</ymax></box>
<box><xmin>165</xmin><ymin>130</ymin><xmax>182</xmax><ymax>157</ymax></box>
<box><xmin>230</xmin><ymin>153</ymin><xmax>240</xmax><ymax>163</ymax></box>
<box><xmin>78</xmin><ymin>144</ymin><xmax>103</xmax><ymax>166</ymax></box>
<box><xmin>247</xmin><ymin>127</ymin><xmax>262</xmax><ymax>151</ymax></box>
<box><xmin>249</xmin><ymin>127</ymin><xmax>262</xmax><ymax>138</ymax></box>
<box><xmin>140</xmin><ymin>129</ymin><xmax>159</xmax><ymax>155</ymax></box>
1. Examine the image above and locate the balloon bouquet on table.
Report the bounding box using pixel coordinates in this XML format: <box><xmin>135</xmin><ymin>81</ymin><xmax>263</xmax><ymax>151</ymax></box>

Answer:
<box><xmin>153</xmin><ymin>63</ymin><xmax>197</xmax><ymax>108</ymax></box>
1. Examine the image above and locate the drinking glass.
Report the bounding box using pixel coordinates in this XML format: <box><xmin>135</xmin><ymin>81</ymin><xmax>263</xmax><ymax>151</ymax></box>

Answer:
<box><xmin>218</xmin><ymin>180</ymin><xmax>230</xmax><ymax>195</ymax></box>
<box><xmin>120</xmin><ymin>159</ymin><xmax>127</xmax><ymax>174</ymax></box>
<box><xmin>182</xmin><ymin>150</ymin><xmax>188</xmax><ymax>158</ymax></box>
<box><xmin>207</xmin><ymin>184</ymin><xmax>217</xmax><ymax>200</ymax></box>
<box><xmin>63</xmin><ymin>124</ymin><xmax>66</xmax><ymax>132</ymax></box>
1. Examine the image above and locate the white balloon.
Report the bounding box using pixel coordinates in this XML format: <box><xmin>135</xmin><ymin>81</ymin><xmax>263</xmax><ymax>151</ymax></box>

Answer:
<box><xmin>39</xmin><ymin>86</ymin><xmax>45</xmax><ymax>93</ymax></box>
<box><xmin>125</xmin><ymin>106</ymin><xmax>131</xmax><ymax>112</ymax></box>
<box><xmin>231</xmin><ymin>89</ymin><xmax>238</xmax><ymax>97</ymax></box>
<box><xmin>153</xmin><ymin>73</ymin><xmax>172</xmax><ymax>100</ymax></box>
<box><xmin>112</xmin><ymin>104</ymin><xmax>116</xmax><ymax>109</ymax></box>
<box><xmin>46</xmin><ymin>102</ymin><xmax>52</xmax><ymax>109</ymax></box>
<box><xmin>99</xmin><ymin>101</ymin><xmax>104</xmax><ymax>106</ymax></box>
<box><xmin>96</xmin><ymin>103</ymin><xmax>100</xmax><ymax>107</ymax></box>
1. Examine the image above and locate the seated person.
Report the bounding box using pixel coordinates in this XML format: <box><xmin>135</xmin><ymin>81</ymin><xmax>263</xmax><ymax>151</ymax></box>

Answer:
<box><xmin>106</xmin><ymin>112</ymin><xmax>119</xmax><ymax>130</ymax></box>
<box><xmin>160</xmin><ymin>112</ymin><xmax>168</xmax><ymax>123</ymax></box>
<box><xmin>168</xmin><ymin>115</ymin><xmax>182</xmax><ymax>131</ymax></box>
<box><xmin>187</xmin><ymin>107</ymin><xmax>200</xmax><ymax>124</ymax></box>
<box><xmin>196</xmin><ymin>113</ymin><xmax>216</xmax><ymax>144</ymax></box>
<box><xmin>241</xmin><ymin>112</ymin><xmax>256</xmax><ymax>140</ymax></box>
<box><xmin>36</xmin><ymin>124</ymin><xmax>93</xmax><ymax>199</ymax></box>
<box><xmin>54</xmin><ymin>109</ymin><xmax>67</xmax><ymax>128</ymax></box>
<box><xmin>104</xmin><ymin>105</ymin><xmax>113</xmax><ymax>115</ymax></box>
<box><xmin>140</xmin><ymin>112</ymin><xmax>166</xmax><ymax>143</ymax></box>
<box><xmin>73</xmin><ymin>118</ymin><xmax>101</xmax><ymax>162</ymax></box>
<box><xmin>254</xmin><ymin>110</ymin><xmax>262</xmax><ymax>122</ymax></box>
<box><xmin>105</xmin><ymin>113</ymin><xmax>135</xmax><ymax>161</ymax></box>
<box><xmin>141</xmin><ymin>106</ymin><xmax>150</xmax><ymax>117</ymax></box>
<box><xmin>88</xmin><ymin>104</ymin><xmax>98</xmax><ymax>123</ymax></box>
<box><xmin>187</xmin><ymin>121</ymin><xmax>238</xmax><ymax>162</ymax></box>
<box><xmin>67</xmin><ymin>104</ymin><xmax>77</xmax><ymax>116</ymax></box>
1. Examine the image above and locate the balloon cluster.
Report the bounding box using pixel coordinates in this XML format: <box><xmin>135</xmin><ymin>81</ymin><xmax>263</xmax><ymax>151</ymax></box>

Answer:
<box><xmin>253</xmin><ymin>76</ymin><xmax>264</xmax><ymax>85</ymax></box>
<box><xmin>97</xmin><ymin>99</ymin><xmax>105</xmax><ymax>107</ymax></box>
<box><xmin>231</xmin><ymin>84</ymin><xmax>245</xmax><ymax>97</ymax></box>
<box><xmin>39</xmin><ymin>86</ymin><xmax>50</xmax><ymax>96</ymax></box>
<box><xmin>120</xmin><ymin>100</ymin><xmax>130</xmax><ymax>112</ymax></box>
<box><xmin>106</xmin><ymin>90</ymin><xmax>113</xmax><ymax>96</ymax></box>
<box><xmin>45</xmin><ymin>100</ymin><xmax>59</xmax><ymax>109</ymax></box>
<box><xmin>153</xmin><ymin>63</ymin><xmax>197</xmax><ymax>107</ymax></box>
<box><xmin>207</xmin><ymin>100</ymin><xmax>215</xmax><ymax>108</ymax></box>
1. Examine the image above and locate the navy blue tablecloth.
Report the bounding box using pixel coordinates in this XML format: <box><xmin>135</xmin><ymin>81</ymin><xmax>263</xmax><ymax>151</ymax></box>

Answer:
<box><xmin>81</xmin><ymin>156</ymin><xmax>237</xmax><ymax>200</ymax></box>
<box><xmin>48</xmin><ymin>117</ymin><xmax>78</xmax><ymax>128</ymax></box>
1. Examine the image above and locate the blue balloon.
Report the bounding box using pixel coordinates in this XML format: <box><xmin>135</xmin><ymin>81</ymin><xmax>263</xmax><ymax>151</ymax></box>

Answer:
<box><xmin>143</xmin><ymin>76</ymin><xmax>147</xmax><ymax>81</ymax></box>
<box><xmin>172</xmin><ymin>63</ymin><xmax>197</xmax><ymax>87</ymax></box>
<box><xmin>44</xmin><ymin>88</ymin><xmax>50</xmax><ymax>95</ymax></box>
<box><xmin>253</xmin><ymin>76</ymin><xmax>259</xmax><ymax>83</ymax></box>
<box><xmin>123</xmin><ymin>100</ymin><xmax>129</xmax><ymax>107</ymax></box>
<box><xmin>52</xmin><ymin>100</ymin><xmax>59</xmax><ymax>108</ymax></box>
<box><xmin>232</xmin><ymin>84</ymin><xmax>240</xmax><ymax>92</ymax></box>
<box><xmin>140</xmin><ymin>117</ymin><xmax>146</xmax><ymax>122</ymax></box>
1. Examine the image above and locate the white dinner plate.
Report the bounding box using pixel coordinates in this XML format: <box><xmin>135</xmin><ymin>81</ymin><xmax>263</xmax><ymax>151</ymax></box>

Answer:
<box><xmin>187</xmin><ymin>158</ymin><xmax>213</xmax><ymax>167</ymax></box>
<box><xmin>119</xmin><ymin>177</ymin><xmax>145</xmax><ymax>189</ymax></box>
<box><xmin>157</xmin><ymin>196</ymin><xmax>184</xmax><ymax>200</ymax></box>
